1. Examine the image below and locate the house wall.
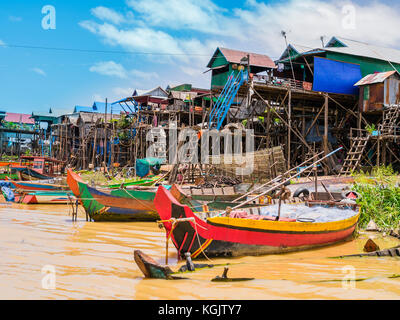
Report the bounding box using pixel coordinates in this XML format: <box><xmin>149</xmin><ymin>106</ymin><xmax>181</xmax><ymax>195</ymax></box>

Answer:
<box><xmin>385</xmin><ymin>76</ymin><xmax>400</xmax><ymax>106</ymax></box>
<box><xmin>326</xmin><ymin>52</ymin><xmax>400</xmax><ymax>77</ymax></box>
<box><xmin>359</xmin><ymin>75</ymin><xmax>400</xmax><ymax>112</ymax></box>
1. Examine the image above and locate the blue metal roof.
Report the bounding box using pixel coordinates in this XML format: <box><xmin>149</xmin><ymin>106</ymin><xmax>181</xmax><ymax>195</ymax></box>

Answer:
<box><xmin>73</xmin><ymin>106</ymin><xmax>93</xmax><ymax>113</ymax></box>
<box><xmin>92</xmin><ymin>101</ymin><xmax>127</xmax><ymax>114</ymax></box>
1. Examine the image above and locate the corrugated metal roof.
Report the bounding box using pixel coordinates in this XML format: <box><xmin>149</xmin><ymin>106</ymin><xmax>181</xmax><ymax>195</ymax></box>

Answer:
<box><xmin>279</xmin><ymin>44</ymin><xmax>314</xmax><ymax>60</ymax></box>
<box><xmin>324</xmin><ymin>37</ymin><xmax>400</xmax><ymax>66</ymax></box>
<box><xmin>73</xmin><ymin>106</ymin><xmax>93</xmax><ymax>113</ymax></box>
<box><xmin>354</xmin><ymin>71</ymin><xmax>398</xmax><ymax>86</ymax></box>
<box><xmin>220</xmin><ymin>47</ymin><xmax>276</xmax><ymax>68</ymax></box>
<box><xmin>4</xmin><ymin>113</ymin><xmax>35</xmax><ymax>124</ymax></box>
<box><xmin>208</xmin><ymin>47</ymin><xmax>276</xmax><ymax>69</ymax></box>
<box><xmin>93</xmin><ymin>102</ymin><xmax>127</xmax><ymax>114</ymax></box>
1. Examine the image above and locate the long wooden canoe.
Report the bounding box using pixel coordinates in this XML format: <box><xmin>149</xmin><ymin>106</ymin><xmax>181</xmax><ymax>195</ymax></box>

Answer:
<box><xmin>155</xmin><ymin>186</ymin><xmax>361</xmax><ymax>259</ymax></box>
<box><xmin>19</xmin><ymin>191</ymin><xmax>75</xmax><ymax>204</ymax></box>
<box><xmin>107</xmin><ymin>176</ymin><xmax>161</xmax><ymax>189</ymax></box>
<box><xmin>13</xmin><ymin>167</ymin><xmax>55</xmax><ymax>181</ymax></box>
<box><xmin>67</xmin><ymin>170</ymin><xmax>253</xmax><ymax>222</ymax></box>
<box><xmin>11</xmin><ymin>180</ymin><xmax>69</xmax><ymax>192</ymax></box>
<box><xmin>67</xmin><ymin>169</ymin><xmax>159</xmax><ymax>222</ymax></box>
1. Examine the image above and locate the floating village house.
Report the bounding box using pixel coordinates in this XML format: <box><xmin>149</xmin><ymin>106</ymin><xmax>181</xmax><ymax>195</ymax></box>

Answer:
<box><xmin>18</xmin><ymin>36</ymin><xmax>399</xmax><ymax>176</ymax></box>
<box><xmin>277</xmin><ymin>36</ymin><xmax>400</xmax><ymax>98</ymax></box>
<box><xmin>205</xmin><ymin>36</ymin><xmax>400</xmax><ymax>175</ymax></box>
<box><xmin>354</xmin><ymin>71</ymin><xmax>400</xmax><ymax>113</ymax></box>
<box><xmin>207</xmin><ymin>47</ymin><xmax>277</xmax><ymax>89</ymax></box>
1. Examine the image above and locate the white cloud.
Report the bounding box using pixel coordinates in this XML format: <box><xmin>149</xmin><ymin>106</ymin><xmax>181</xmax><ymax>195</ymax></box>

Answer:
<box><xmin>130</xmin><ymin>69</ymin><xmax>159</xmax><ymax>80</ymax></box>
<box><xmin>93</xmin><ymin>94</ymin><xmax>104</xmax><ymax>102</ymax></box>
<box><xmin>89</xmin><ymin>61</ymin><xmax>161</xmax><ymax>82</ymax></box>
<box><xmin>89</xmin><ymin>61</ymin><xmax>128</xmax><ymax>78</ymax></box>
<box><xmin>91</xmin><ymin>6</ymin><xmax>127</xmax><ymax>25</ymax></box>
<box><xmin>80</xmin><ymin>22</ymin><xmax>186</xmax><ymax>57</ymax></box>
<box><xmin>32</xmin><ymin>68</ymin><xmax>46</xmax><ymax>76</ymax></box>
<box><xmin>233</xmin><ymin>0</ymin><xmax>400</xmax><ymax>58</ymax></box>
<box><xmin>0</xmin><ymin>40</ymin><xmax>5</xmax><ymax>46</ymax></box>
<box><xmin>81</xmin><ymin>0</ymin><xmax>400</xmax><ymax>90</ymax></box>
<box><xmin>180</xmin><ymin>66</ymin><xmax>202</xmax><ymax>77</ymax></box>
<box><xmin>126</xmin><ymin>0</ymin><xmax>239</xmax><ymax>36</ymax></box>
<box><xmin>112</xmin><ymin>87</ymin><xmax>134</xmax><ymax>97</ymax></box>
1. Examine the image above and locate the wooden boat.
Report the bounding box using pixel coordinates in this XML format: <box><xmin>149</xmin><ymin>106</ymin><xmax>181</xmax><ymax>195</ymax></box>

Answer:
<box><xmin>67</xmin><ymin>169</ymin><xmax>256</xmax><ymax>222</ymax></box>
<box><xmin>107</xmin><ymin>176</ymin><xmax>161</xmax><ymax>189</ymax></box>
<box><xmin>67</xmin><ymin>169</ymin><xmax>159</xmax><ymax>222</ymax></box>
<box><xmin>170</xmin><ymin>184</ymin><xmax>270</xmax><ymax>212</ymax></box>
<box><xmin>18</xmin><ymin>191</ymin><xmax>75</xmax><ymax>204</ymax></box>
<box><xmin>12</xmin><ymin>167</ymin><xmax>55</xmax><ymax>181</ymax></box>
<box><xmin>179</xmin><ymin>185</ymin><xmax>241</xmax><ymax>202</ymax></box>
<box><xmin>10</xmin><ymin>180</ymin><xmax>69</xmax><ymax>192</ymax></box>
<box><xmin>134</xmin><ymin>250</ymin><xmax>216</xmax><ymax>280</ymax></box>
<box><xmin>155</xmin><ymin>186</ymin><xmax>361</xmax><ymax>259</ymax></box>
<box><xmin>134</xmin><ymin>250</ymin><xmax>177</xmax><ymax>279</ymax></box>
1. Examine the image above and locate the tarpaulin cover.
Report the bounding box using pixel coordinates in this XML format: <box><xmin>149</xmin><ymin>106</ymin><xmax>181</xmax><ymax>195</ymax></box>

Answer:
<box><xmin>1</xmin><ymin>186</ymin><xmax>14</xmax><ymax>202</ymax></box>
<box><xmin>135</xmin><ymin>158</ymin><xmax>165</xmax><ymax>178</ymax></box>
<box><xmin>313</xmin><ymin>57</ymin><xmax>362</xmax><ymax>95</ymax></box>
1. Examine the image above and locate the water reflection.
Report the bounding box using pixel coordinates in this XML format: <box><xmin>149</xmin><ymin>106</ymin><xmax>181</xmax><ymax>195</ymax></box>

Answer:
<box><xmin>0</xmin><ymin>204</ymin><xmax>399</xmax><ymax>300</ymax></box>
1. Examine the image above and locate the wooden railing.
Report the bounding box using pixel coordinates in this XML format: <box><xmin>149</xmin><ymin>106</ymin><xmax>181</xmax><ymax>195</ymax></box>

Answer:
<box><xmin>253</xmin><ymin>75</ymin><xmax>313</xmax><ymax>91</ymax></box>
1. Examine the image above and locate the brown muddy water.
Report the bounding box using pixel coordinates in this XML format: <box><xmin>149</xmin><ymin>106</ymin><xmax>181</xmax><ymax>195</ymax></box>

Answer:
<box><xmin>1</xmin><ymin>203</ymin><xmax>400</xmax><ymax>300</ymax></box>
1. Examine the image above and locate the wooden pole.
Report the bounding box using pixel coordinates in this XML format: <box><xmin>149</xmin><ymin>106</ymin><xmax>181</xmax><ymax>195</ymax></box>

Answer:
<box><xmin>104</xmin><ymin>99</ymin><xmax>108</xmax><ymax>172</ymax></box>
<box><xmin>287</xmin><ymin>89</ymin><xmax>292</xmax><ymax>170</ymax></box>
<box><xmin>222</xmin><ymin>147</ymin><xmax>342</xmax><ymax>214</ymax></box>
<box><xmin>91</xmin><ymin>124</ymin><xmax>98</xmax><ymax>168</ymax></box>
<box><xmin>323</xmin><ymin>94</ymin><xmax>329</xmax><ymax>175</ymax></box>
<box><xmin>233</xmin><ymin>150</ymin><xmax>325</xmax><ymax>203</ymax></box>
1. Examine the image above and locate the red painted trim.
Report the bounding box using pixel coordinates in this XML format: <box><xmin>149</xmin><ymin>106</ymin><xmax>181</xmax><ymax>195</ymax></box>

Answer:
<box><xmin>178</xmin><ymin>232</ymin><xmax>189</xmax><ymax>255</ymax></box>
<box><xmin>155</xmin><ymin>186</ymin><xmax>358</xmax><ymax>249</ymax></box>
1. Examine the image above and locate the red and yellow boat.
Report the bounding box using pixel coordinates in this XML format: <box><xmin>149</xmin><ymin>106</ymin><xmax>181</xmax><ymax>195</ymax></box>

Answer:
<box><xmin>155</xmin><ymin>186</ymin><xmax>361</xmax><ymax>259</ymax></box>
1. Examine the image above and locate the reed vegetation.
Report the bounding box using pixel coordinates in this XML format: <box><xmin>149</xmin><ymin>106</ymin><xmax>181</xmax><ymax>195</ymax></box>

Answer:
<box><xmin>352</xmin><ymin>166</ymin><xmax>400</xmax><ymax>231</ymax></box>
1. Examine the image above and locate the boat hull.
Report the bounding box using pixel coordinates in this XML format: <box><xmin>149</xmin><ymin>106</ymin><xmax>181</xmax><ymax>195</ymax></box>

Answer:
<box><xmin>11</xmin><ymin>181</ymin><xmax>68</xmax><ymax>192</ymax></box>
<box><xmin>20</xmin><ymin>192</ymin><xmax>75</xmax><ymax>204</ymax></box>
<box><xmin>13</xmin><ymin>167</ymin><xmax>55</xmax><ymax>181</ymax></box>
<box><xmin>155</xmin><ymin>186</ymin><xmax>360</xmax><ymax>259</ymax></box>
<box><xmin>67</xmin><ymin>169</ymin><xmax>158</xmax><ymax>222</ymax></box>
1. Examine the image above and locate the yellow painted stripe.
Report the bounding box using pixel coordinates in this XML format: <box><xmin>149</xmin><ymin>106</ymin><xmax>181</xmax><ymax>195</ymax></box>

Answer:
<box><xmin>207</xmin><ymin>208</ymin><xmax>361</xmax><ymax>233</ymax></box>
<box><xmin>192</xmin><ymin>239</ymin><xmax>213</xmax><ymax>258</ymax></box>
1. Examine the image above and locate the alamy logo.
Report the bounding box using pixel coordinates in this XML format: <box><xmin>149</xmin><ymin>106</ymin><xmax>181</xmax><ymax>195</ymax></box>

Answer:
<box><xmin>41</xmin><ymin>265</ymin><xmax>56</xmax><ymax>290</ymax></box>
<box><xmin>342</xmin><ymin>4</ymin><xmax>356</xmax><ymax>30</ymax></box>
<box><xmin>146</xmin><ymin>123</ymin><xmax>255</xmax><ymax>176</ymax></box>
<box><xmin>42</xmin><ymin>5</ymin><xmax>56</xmax><ymax>30</ymax></box>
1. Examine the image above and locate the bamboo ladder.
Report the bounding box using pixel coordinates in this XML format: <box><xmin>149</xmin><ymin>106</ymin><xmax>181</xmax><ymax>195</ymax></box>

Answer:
<box><xmin>380</xmin><ymin>105</ymin><xmax>400</xmax><ymax>137</ymax></box>
<box><xmin>339</xmin><ymin>128</ymin><xmax>370</xmax><ymax>176</ymax></box>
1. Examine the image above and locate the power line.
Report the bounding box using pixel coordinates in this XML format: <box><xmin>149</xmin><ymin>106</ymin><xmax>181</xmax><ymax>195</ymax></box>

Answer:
<box><xmin>0</xmin><ymin>43</ymin><xmax>220</xmax><ymax>58</ymax></box>
<box><xmin>0</xmin><ymin>42</ymin><xmax>285</xmax><ymax>60</ymax></box>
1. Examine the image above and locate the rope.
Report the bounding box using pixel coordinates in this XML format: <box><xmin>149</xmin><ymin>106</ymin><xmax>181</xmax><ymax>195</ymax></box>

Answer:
<box><xmin>118</xmin><ymin>188</ymin><xmax>157</xmax><ymax>212</ymax></box>
<box><xmin>158</xmin><ymin>217</ymin><xmax>213</xmax><ymax>262</ymax></box>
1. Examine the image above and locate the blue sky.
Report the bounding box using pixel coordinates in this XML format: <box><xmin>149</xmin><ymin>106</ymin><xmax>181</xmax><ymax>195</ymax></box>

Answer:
<box><xmin>1</xmin><ymin>0</ymin><xmax>400</xmax><ymax>115</ymax></box>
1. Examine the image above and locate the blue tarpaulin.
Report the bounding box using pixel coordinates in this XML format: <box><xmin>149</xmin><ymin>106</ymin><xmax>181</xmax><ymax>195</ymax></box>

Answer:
<box><xmin>135</xmin><ymin>158</ymin><xmax>166</xmax><ymax>178</ymax></box>
<box><xmin>1</xmin><ymin>186</ymin><xmax>14</xmax><ymax>202</ymax></box>
<box><xmin>313</xmin><ymin>57</ymin><xmax>362</xmax><ymax>95</ymax></box>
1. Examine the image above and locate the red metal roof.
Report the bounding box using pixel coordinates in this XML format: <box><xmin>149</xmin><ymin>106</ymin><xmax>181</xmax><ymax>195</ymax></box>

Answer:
<box><xmin>354</xmin><ymin>71</ymin><xmax>398</xmax><ymax>86</ymax></box>
<box><xmin>4</xmin><ymin>113</ymin><xmax>35</xmax><ymax>124</ymax></box>
<box><xmin>219</xmin><ymin>48</ymin><xmax>276</xmax><ymax>69</ymax></box>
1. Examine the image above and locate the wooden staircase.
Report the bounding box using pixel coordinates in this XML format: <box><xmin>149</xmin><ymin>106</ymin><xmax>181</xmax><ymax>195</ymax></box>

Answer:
<box><xmin>339</xmin><ymin>131</ymin><xmax>370</xmax><ymax>176</ymax></box>
<box><xmin>379</xmin><ymin>105</ymin><xmax>400</xmax><ymax>137</ymax></box>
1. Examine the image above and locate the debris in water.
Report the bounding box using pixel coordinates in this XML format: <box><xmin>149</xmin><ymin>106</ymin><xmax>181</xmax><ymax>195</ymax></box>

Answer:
<box><xmin>364</xmin><ymin>239</ymin><xmax>380</xmax><ymax>253</ymax></box>
<box><xmin>211</xmin><ymin>267</ymin><xmax>254</xmax><ymax>282</ymax></box>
